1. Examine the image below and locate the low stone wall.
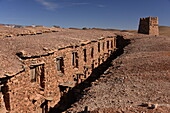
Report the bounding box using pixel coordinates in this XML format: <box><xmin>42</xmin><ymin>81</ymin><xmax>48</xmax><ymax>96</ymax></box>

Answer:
<box><xmin>0</xmin><ymin>35</ymin><xmax>117</xmax><ymax>113</ymax></box>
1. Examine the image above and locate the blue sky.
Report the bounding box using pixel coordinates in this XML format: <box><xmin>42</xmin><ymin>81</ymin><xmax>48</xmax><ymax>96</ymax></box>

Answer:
<box><xmin>0</xmin><ymin>0</ymin><xmax>170</xmax><ymax>29</ymax></box>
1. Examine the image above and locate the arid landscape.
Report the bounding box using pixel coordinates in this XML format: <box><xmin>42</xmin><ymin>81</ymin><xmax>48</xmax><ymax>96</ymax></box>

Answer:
<box><xmin>0</xmin><ymin>0</ymin><xmax>170</xmax><ymax>113</ymax></box>
<box><xmin>66</xmin><ymin>33</ymin><xmax>170</xmax><ymax>113</ymax></box>
<box><xmin>64</xmin><ymin>25</ymin><xmax>170</xmax><ymax>113</ymax></box>
<box><xmin>0</xmin><ymin>20</ymin><xmax>170</xmax><ymax>113</ymax></box>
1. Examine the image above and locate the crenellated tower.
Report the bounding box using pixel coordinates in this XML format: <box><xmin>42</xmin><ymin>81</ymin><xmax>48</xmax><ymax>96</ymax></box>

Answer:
<box><xmin>138</xmin><ymin>17</ymin><xmax>159</xmax><ymax>35</ymax></box>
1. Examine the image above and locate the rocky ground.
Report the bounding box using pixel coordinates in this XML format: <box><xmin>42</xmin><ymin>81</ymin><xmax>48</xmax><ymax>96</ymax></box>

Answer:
<box><xmin>66</xmin><ymin>35</ymin><xmax>170</xmax><ymax>113</ymax></box>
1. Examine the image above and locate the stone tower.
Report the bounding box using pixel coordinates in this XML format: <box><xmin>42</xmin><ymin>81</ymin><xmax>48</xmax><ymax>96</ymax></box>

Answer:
<box><xmin>138</xmin><ymin>17</ymin><xmax>159</xmax><ymax>35</ymax></box>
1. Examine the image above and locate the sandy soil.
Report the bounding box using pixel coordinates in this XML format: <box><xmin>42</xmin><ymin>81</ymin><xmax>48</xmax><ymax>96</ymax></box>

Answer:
<box><xmin>66</xmin><ymin>35</ymin><xmax>170</xmax><ymax>113</ymax></box>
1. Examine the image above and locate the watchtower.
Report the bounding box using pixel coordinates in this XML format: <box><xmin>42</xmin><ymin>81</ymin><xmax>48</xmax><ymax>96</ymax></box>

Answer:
<box><xmin>138</xmin><ymin>17</ymin><xmax>159</xmax><ymax>35</ymax></box>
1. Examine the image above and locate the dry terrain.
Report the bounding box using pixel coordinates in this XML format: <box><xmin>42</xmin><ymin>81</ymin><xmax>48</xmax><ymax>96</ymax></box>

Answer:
<box><xmin>0</xmin><ymin>26</ymin><xmax>60</xmax><ymax>37</ymax></box>
<box><xmin>66</xmin><ymin>34</ymin><xmax>170</xmax><ymax>113</ymax></box>
<box><xmin>0</xmin><ymin>25</ymin><xmax>169</xmax><ymax>113</ymax></box>
<box><xmin>159</xmin><ymin>26</ymin><xmax>170</xmax><ymax>37</ymax></box>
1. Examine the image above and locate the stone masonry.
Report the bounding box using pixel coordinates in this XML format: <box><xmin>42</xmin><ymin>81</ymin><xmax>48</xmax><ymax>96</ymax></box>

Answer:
<box><xmin>0</xmin><ymin>35</ymin><xmax>118</xmax><ymax>113</ymax></box>
<box><xmin>138</xmin><ymin>17</ymin><xmax>159</xmax><ymax>35</ymax></box>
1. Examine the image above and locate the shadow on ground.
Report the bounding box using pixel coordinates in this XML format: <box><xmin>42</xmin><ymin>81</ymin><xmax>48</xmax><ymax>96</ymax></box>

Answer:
<box><xmin>49</xmin><ymin>36</ymin><xmax>130</xmax><ymax>113</ymax></box>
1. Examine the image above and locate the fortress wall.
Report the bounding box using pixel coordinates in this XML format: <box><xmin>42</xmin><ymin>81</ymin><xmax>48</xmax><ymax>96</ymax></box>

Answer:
<box><xmin>0</xmin><ymin>36</ymin><xmax>117</xmax><ymax>113</ymax></box>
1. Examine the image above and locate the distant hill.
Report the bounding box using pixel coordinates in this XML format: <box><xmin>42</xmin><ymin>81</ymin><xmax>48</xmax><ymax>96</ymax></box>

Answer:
<box><xmin>159</xmin><ymin>26</ymin><xmax>170</xmax><ymax>37</ymax></box>
<box><xmin>104</xmin><ymin>26</ymin><xmax>170</xmax><ymax>37</ymax></box>
<box><xmin>120</xmin><ymin>26</ymin><xmax>170</xmax><ymax>37</ymax></box>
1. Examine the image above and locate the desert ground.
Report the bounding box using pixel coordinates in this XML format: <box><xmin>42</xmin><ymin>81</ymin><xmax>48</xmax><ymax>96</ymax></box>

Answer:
<box><xmin>64</xmin><ymin>28</ymin><xmax>170</xmax><ymax>113</ymax></box>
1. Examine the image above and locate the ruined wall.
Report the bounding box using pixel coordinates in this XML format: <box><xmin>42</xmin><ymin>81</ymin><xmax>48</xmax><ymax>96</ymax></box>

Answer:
<box><xmin>0</xmin><ymin>36</ymin><xmax>117</xmax><ymax>113</ymax></box>
<box><xmin>7</xmin><ymin>71</ymin><xmax>46</xmax><ymax>113</ymax></box>
<box><xmin>138</xmin><ymin>17</ymin><xmax>159</xmax><ymax>35</ymax></box>
<box><xmin>149</xmin><ymin>17</ymin><xmax>159</xmax><ymax>35</ymax></box>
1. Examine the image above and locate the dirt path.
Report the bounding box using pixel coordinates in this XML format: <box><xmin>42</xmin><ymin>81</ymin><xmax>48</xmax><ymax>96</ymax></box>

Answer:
<box><xmin>66</xmin><ymin>35</ymin><xmax>170</xmax><ymax>113</ymax></box>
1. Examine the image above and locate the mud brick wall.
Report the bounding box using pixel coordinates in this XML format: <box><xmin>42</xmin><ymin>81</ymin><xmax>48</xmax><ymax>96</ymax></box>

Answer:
<box><xmin>0</xmin><ymin>36</ymin><xmax>117</xmax><ymax>113</ymax></box>
<box><xmin>138</xmin><ymin>17</ymin><xmax>159</xmax><ymax>35</ymax></box>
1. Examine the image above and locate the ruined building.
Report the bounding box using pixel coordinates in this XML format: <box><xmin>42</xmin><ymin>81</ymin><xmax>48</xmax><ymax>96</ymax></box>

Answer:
<box><xmin>138</xmin><ymin>17</ymin><xmax>159</xmax><ymax>35</ymax></box>
<box><xmin>0</xmin><ymin>16</ymin><xmax>158</xmax><ymax>112</ymax></box>
<box><xmin>0</xmin><ymin>29</ymin><xmax>123</xmax><ymax>113</ymax></box>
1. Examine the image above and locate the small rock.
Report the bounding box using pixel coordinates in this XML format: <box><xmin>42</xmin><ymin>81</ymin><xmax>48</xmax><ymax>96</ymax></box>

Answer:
<box><xmin>148</xmin><ymin>102</ymin><xmax>158</xmax><ymax>109</ymax></box>
<box><xmin>43</xmin><ymin>47</ymin><xmax>49</xmax><ymax>51</ymax></box>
